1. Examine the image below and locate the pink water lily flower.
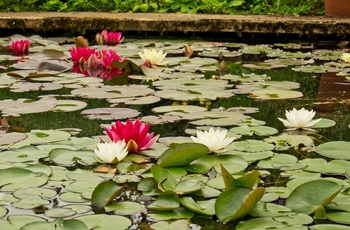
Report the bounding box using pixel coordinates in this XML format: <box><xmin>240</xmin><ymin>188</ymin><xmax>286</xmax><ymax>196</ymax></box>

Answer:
<box><xmin>105</xmin><ymin>119</ymin><xmax>159</xmax><ymax>153</ymax></box>
<box><xmin>85</xmin><ymin>52</ymin><xmax>100</xmax><ymax>68</ymax></box>
<box><xmin>70</xmin><ymin>47</ymin><xmax>97</xmax><ymax>64</ymax></box>
<box><xmin>100</xmin><ymin>49</ymin><xmax>126</xmax><ymax>69</ymax></box>
<box><xmin>96</xmin><ymin>30</ymin><xmax>123</xmax><ymax>45</ymax></box>
<box><xmin>10</xmin><ymin>39</ymin><xmax>30</xmax><ymax>55</ymax></box>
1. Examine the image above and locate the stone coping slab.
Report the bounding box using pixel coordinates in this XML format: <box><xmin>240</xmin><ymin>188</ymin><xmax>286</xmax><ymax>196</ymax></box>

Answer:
<box><xmin>0</xmin><ymin>12</ymin><xmax>349</xmax><ymax>36</ymax></box>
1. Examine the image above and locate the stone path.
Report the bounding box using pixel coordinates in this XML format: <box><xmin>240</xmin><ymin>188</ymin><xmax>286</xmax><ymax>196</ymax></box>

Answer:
<box><xmin>0</xmin><ymin>12</ymin><xmax>349</xmax><ymax>37</ymax></box>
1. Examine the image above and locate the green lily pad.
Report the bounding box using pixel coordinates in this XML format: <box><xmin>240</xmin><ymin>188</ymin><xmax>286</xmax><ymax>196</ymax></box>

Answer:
<box><xmin>257</xmin><ymin>154</ymin><xmax>298</xmax><ymax>169</ymax></box>
<box><xmin>150</xmin><ymin>219</ymin><xmax>190</xmax><ymax>230</ymax></box>
<box><xmin>147</xmin><ymin>190</ymin><xmax>180</xmax><ymax>211</ymax></box>
<box><xmin>44</xmin><ymin>208</ymin><xmax>77</xmax><ymax>218</ymax></box>
<box><xmin>49</xmin><ymin>149</ymin><xmax>96</xmax><ymax>166</ymax></box>
<box><xmin>152</xmin><ymin>105</ymin><xmax>207</xmax><ymax>114</ymax></box>
<box><xmin>0</xmin><ymin>215</ymin><xmax>46</xmax><ymax>230</ymax></box>
<box><xmin>105</xmin><ymin>201</ymin><xmax>145</xmax><ymax>215</ymax></box>
<box><xmin>148</xmin><ymin>207</ymin><xmax>194</xmax><ymax>221</ymax></box>
<box><xmin>226</xmin><ymin>150</ymin><xmax>274</xmax><ymax>163</ymax></box>
<box><xmin>0</xmin><ymin>145</ymin><xmax>48</xmax><ymax>164</ymax></box>
<box><xmin>228</xmin><ymin>139</ymin><xmax>275</xmax><ymax>152</ymax></box>
<box><xmin>12</xmin><ymin>197</ymin><xmax>50</xmax><ymax>209</ymax></box>
<box><xmin>65</xmin><ymin>180</ymin><xmax>102</xmax><ymax>195</ymax></box>
<box><xmin>0</xmin><ymin>132</ymin><xmax>27</xmax><ymax>146</ymax></box>
<box><xmin>71</xmin><ymin>85</ymin><xmax>154</xmax><ymax>99</ymax></box>
<box><xmin>180</xmin><ymin>197</ymin><xmax>215</xmax><ymax>215</ymax></box>
<box><xmin>53</xmin><ymin>100</ymin><xmax>87</xmax><ymax>112</ymax></box>
<box><xmin>236</xmin><ymin>217</ymin><xmax>307</xmax><ymax>230</ymax></box>
<box><xmin>327</xmin><ymin>212</ymin><xmax>350</xmax><ymax>225</ymax></box>
<box><xmin>300</xmin><ymin>158</ymin><xmax>350</xmax><ymax>175</ymax></box>
<box><xmin>91</xmin><ymin>181</ymin><xmax>123</xmax><ymax>213</ymax></box>
<box><xmin>316</xmin><ymin>141</ymin><xmax>350</xmax><ymax>160</ymax></box>
<box><xmin>311</xmin><ymin>118</ymin><xmax>336</xmax><ymax>128</ymax></box>
<box><xmin>185</xmin><ymin>155</ymin><xmax>248</xmax><ymax>174</ymax></box>
<box><xmin>81</xmin><ymin>107</ymin><xmax>140</xmax><ymax>120</ymax></box>
<box><xmin>230</xmin><ymin>125</ymin><xmax>278</xmax><ymax>136</ymax></box>
<box><xmin>264</xmin><ymin>133</ymin><xmax>314</xmax><ymax>151</ymax></box>
<box><xmin>286</xmin><ymin>180</ymin><xmax>342</xmax><ymax>216</ymax></box>
<box><xmin>59</xmin><ymin>192</ymin><xmax>89</xmax><ymax>203</ymax></box>
<box><xmin>215</xmin><ymin>187</ymin><xmax>265</xmax><ymax>223</ymax></box>
<box><xmin>250</xmin><ymin>89</ymin><xmax>303</xmax><ymax>100</ymax></box>
<box><xmin>137</xmin><ymin>177</ymin><xmax>161</xmax><ymax>196</ymax></box>
<box><xmin>62</xmin><ymin>204</ymin><xmax>92</xmax><ymax>215</ymax></box>
<box><xmin>0</xmin><ymin>167</ymin><xmax>48</xmax><ymax>192</ymax></box>
<box><xmin>20</xmin><ymin>218</ymin><xmax>87</xmax><ymax>230</ymax></box>
<box><xmin>0</xmin><ymin>206</ymin><xmax>7</xmax><ymax>218</ymax></box>
<box><xmin>2</xmin><ymin>96</ymin><xmax>58</xmax><ymax>115</ymax></box>
<box><xmin>13</xmin><ymin>187</ymin><xmax>57</xmax><ymax>199</ymax></box>
<box><xmin>310</xmin><ymin>224</ymin><xmax>350</xmax><ymax>230</ymax></box>
<box><xmin>249</xmin><ymin>202</ymin><xmax>292</xmax><ymax>217</ymax></box>
<box><xmin>11</xmin><ymin>129</ymin><xmax>71</xmax><ymax>148</ymax></box>
<box><xmin>158</xmin><ymin>143</ymin><xmax>210</xmax><ymax>167</ymax></box>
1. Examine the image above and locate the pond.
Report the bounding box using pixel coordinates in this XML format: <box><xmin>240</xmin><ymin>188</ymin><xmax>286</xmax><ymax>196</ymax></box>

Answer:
<box><xmin>0</xmin><ymin>32</ymin><xmax>350</xmax><ymax>230</ymax></box>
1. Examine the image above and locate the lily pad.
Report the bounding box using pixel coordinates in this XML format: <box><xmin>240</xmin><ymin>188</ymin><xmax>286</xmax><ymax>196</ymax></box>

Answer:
<box><xmin>316</xmin><ymin>141</ymin><xmax>350</xmax><ymax>160</ymax></box>
<box><xmin>0</xmin><ymin>167</ymin><xmax>48</xmax><ymax>192</ymax></box>
<box><xmin>150</xmin><ymin>219</ymin><xmax>190</xmax><ymax>230</ymax></box>
<box><xmin>11</xmin><ymin>129</ymin><xmax>71</xmax><ymax>148</ymax></box>
<box><xmin>0</xmin><ymin>132</ymin><xmax>27</xmax><ymax>146</ymax></box>
<box><xmin>49</xmin><ymin>149</ymin><xmax>96</xmax><ymax>166</ymax></box>
<box><xmin>81</xmin><ymin>107</ymin><xmax>140</xmax><ymax>120</ymax></box>
<box><xmin>147</xmin><ymin>190</ymin><xmax>180</xmax><ymax>211</ymax></box>
<box><xmin>215</xmin><ymin>187</ymin><xmax>265</xmax><ymax>223</ymax></box>
<box><xmin>158</xmin><ymin>143</ymin><xmax>210</xmax><ymax>167</ymax></box>
<box><xmin>148</xmin><ymin>207</ymin><xmax>194</xmax><ymax>221</ymax></box>
<box><xmin>286</xmin><ymin>180</ymin><xmax>342</xmax><ymax>216</ymax></box>
<box><xmin>75</xmin><ymin>214</ymin><xmax>131</xmax><ymax>230</ymax></box>
<box><xmin>105</xmin><ymin>201</ymin><xmax>145</xmax><ymax>215</ymax></box>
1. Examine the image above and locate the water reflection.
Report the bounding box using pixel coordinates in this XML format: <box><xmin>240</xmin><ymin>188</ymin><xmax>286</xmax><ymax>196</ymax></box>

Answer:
<box><xmin>315</xmin><ymin>72</ymin><xmax>350</xmax><ymax>112</ymax></box>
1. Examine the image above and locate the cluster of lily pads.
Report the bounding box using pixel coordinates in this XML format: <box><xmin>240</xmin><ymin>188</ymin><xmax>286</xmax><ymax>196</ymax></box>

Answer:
<box><xmin>0</xmin><ymin>31</ymin><xmax>349</xmax><ymax>229</ymax></box>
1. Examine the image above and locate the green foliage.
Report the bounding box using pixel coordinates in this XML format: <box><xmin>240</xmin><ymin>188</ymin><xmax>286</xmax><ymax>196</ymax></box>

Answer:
<box><xmin>0</xmin><ymin>0</ymin><xmax>324</xmax><ymax>15</ymax></box>
<box><xmin>247</xmin><ymin>0</ymin><xmax>325</xmax><ymax>15</ymax></box>
<box><xmin>0</xmin><ymin>0</ymin><xmax>44</xmax><ymax>12</ymax></box>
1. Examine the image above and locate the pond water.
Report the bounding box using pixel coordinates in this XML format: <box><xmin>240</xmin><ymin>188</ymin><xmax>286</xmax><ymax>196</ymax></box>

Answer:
<box><xmin>0</xmin><ymin>33</ymin><xmax>350</xmax><ymax>229</ymax></box>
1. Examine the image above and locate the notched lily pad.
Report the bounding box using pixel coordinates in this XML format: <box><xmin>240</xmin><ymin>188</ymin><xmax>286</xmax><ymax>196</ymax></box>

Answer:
<box><xmin>81</xmin><ymin>107</ymin><xmax>140</xmax><ymax>120</ymax></box>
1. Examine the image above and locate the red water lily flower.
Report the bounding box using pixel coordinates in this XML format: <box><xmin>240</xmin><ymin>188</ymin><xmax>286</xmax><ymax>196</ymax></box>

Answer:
<box><xmin>10</xmin><ymin>39</ymin><xmax>30</xmax><ymax>55</ymax></box>
<box><xmin>70</xmin><ymin>47</ymin><xmax>97</xmax><ymax>64</ymax></box>
<box><xmin>105</xmin><ymin>119</ymin><xmax>159</xmax><ymax>153</ymax></box>
<box><xmin>100</xmin><ymin>49</ymin><xmax>126</xmax><ymax>69</ymax></box>
<box><xmin>96</xmin><ymin>30</ymin><xmax>123</xmax><ymax>45</ymax></box>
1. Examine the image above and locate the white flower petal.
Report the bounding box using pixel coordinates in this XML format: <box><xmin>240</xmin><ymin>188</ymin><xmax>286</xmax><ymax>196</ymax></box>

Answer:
<box><xmin>191</xmin><ymin>128</ymin><xmax>234</xmax><ymax>152</ymax></box>
<box><xmin>138</xmin><ymin>48</ymin><xmax>167</xmax><ymax>66</ymax></box>
<box><xmin>94</xmin><ymin>140</ymin><xmax>128</xmax><ymax>163</ymax></box>
<box><xmin>279</xmin><ymin>108</ymin><xmax>321</xmax><ymax>130</ymax></box>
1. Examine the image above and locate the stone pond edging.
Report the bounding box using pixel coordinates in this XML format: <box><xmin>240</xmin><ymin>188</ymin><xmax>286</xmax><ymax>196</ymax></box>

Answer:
<box><xmin>0</xmin><ymin>12</ymin><xmax>349</xmax><ymax>37</ymax></box>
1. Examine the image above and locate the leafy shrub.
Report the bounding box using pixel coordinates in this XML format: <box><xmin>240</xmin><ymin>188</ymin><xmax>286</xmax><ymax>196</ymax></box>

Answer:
<box><xmin>0</xmin><ymin>0</ymin><xmax>324</xmax><ymax>15</ymax></box>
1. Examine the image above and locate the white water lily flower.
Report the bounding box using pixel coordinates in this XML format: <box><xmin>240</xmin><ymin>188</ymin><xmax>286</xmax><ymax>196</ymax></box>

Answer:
<box><xmin>138</xmin><ymin>49</ymin><xmax>167</xmax><ymax>66</ymax></box>
<box><xmin>278</xmin><ymin>108</ymin><xmax>322</xmax><ymax>130</ymax></box>
<box><xmin>341</xmin><ymin>53</ymin><xmax>350</xmax><ymax>63</ymax></box>
<box><xmin>94</xmin><ymin>140</ymin><xmax>128</xmax><ymax>164</ymax></box>
<box><xmin>191</xmin><ymin>128</ymin><xmax>235</xmax><ymax>153</ymax></box>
